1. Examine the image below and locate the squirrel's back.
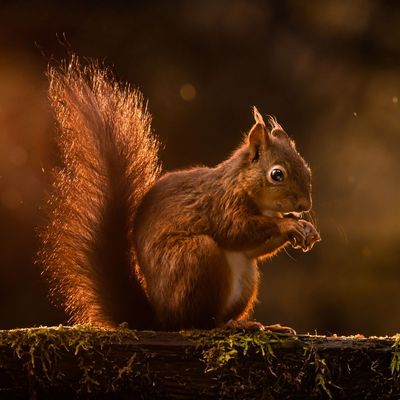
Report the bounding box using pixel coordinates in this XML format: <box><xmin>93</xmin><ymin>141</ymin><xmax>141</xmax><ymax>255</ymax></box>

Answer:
<box><xmin>39</xmin><ymin>58</ymin><xmax>160</xmax><ymax>327</ymax></box>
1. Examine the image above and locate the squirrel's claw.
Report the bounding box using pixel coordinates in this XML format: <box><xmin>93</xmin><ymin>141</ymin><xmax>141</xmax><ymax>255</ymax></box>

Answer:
<box><xmin>297</xmin><ymin>220</ymin><xmax>321</xmax><ymax>252</ymax></box>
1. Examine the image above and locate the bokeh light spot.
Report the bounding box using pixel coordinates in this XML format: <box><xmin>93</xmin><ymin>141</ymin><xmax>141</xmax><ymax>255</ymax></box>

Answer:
<box><xmin>180</xmin><ymin>83</ymin><xmax>196</xmax><ymax>101</ymax></box>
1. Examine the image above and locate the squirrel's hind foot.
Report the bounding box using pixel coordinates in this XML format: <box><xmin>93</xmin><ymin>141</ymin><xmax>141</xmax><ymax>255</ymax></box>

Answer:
<box><xmin>225</xmin><ymin>320</ymin><xmax>296</xmax><ymax>335</ymax></box>
<box><xmin>263</xmin><ymin>323</ymin><xmax>296</xmax><ymax>335</ymax></box>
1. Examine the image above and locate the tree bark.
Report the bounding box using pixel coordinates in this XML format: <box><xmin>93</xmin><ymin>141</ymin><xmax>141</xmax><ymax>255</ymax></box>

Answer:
<box><xmin>0</xmin><ymin>326</ymin><xmax>398</xmax><ymax>399</ymax></box>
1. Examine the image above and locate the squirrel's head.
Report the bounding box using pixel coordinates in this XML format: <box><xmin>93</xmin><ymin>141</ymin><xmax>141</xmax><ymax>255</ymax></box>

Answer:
<box><xmin>241</xmin><ymin>107</ymin><xmax>312</xmax><ymax>216</ymax></box>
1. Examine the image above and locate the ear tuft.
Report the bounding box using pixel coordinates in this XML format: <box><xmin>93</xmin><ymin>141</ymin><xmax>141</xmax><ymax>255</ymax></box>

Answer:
<box><xmin>267</xmin><ymin>115</ymin><xmax>284</xmax><ymax>132</ymax></box>
<box><xmin>253</xmin><ymin>106</ymin><xmax>266</xmax><ymax>126</ymax></box>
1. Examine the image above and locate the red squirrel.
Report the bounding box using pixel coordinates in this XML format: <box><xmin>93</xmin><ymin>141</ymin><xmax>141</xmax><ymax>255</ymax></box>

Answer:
<box><xmin>39</xmin><ymin>58</ymin><xmax>320</xmax><ymax>332</ymax></box>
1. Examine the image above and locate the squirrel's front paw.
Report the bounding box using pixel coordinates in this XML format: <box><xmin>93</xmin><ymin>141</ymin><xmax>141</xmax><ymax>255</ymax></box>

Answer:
<box><xmin>279</xmin><ymin>218</ymin><xmax>321</xmax><ymax>252</ymax></box>
<box><xmin>278</xmin><ymin>218</ymin><xmax>307</xmax><ymax>250</ymax></box>
<box><xmin>298</xmin><ymin>220</ymin><xmax>321</xmax><ymax>252</ymax></box>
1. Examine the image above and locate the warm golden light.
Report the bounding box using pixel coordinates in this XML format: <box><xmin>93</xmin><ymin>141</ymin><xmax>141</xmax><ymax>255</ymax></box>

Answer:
<box><xmin>0</xmin><ymin>1</ymin><xmax>398</xmax><ymax>336</ymax></box>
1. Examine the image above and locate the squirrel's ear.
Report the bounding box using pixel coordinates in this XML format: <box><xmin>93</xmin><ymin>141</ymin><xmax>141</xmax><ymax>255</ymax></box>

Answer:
<box><xmin>253</xmin><ymin>106</ymin><xmax>265</xmax><ymax>126</ymax></box>
<box><xmin>247</xmin><ymin>106</ymin><xmax>270</xmax><ymax>147</ymax></box>
<box><xmin>248</xmin><ymin>123</ymin><xmax>267</xmax><ymax>147</ymax></box>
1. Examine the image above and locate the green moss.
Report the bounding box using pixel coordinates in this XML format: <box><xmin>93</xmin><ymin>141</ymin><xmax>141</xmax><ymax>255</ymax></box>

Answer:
<box><xmin>185</xmin><ymin>329</ymin><xmax>346</xmax><ymax>398</ymax></box>
<box><xmin>306</xmin><ymin>347</ymin><xmax>340</xmax><ymax>399</ymax></box>
<box><xmin>185</xmin><ymin>328</ymin><xmax>294</xmax><ymax>373</ymax></box>
<box><xmin>0</xmin><ymin>325</ymin><xmax>140</xmax><ymax>394</ymax></box>
<box><xmin>183</xmin><ymin>329</ymin><xmax>306</xmax><ymax>398</ymax></box>
<box><xmin>391</xmin><ymin>334</ymin><xmax>400</xmax><ymax>376</ymax></box>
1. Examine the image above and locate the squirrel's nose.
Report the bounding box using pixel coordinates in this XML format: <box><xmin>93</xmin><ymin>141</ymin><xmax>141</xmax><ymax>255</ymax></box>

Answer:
<box><xmin>295</xmin><ymin>197</ymin><xmax>312</xmax><ymax>212</ymax></box>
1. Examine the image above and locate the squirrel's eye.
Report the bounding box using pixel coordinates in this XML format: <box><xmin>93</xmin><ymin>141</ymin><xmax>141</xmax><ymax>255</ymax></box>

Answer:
<box><xmin>270</xmin><ymin>168</ymin><xmax>285</xmax><ymax>182</ymax></box>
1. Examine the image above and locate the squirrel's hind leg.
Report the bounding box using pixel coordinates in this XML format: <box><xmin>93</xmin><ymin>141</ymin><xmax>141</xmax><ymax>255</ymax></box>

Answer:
<box><xmin>148</xmin><ymin>235</ymin><xmax>231</xmax><ymax>330</ymax></box>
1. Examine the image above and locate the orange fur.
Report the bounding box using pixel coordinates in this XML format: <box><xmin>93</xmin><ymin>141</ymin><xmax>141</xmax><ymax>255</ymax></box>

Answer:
<box><xmin>39</xmin><ymin>57</ymin><xmax>159</xmax><ymax>328</ymax></box>
<box><xmin>39</xmin><ymin>58</ymin><xmax>318</xmax><ymax>330</ymax></box>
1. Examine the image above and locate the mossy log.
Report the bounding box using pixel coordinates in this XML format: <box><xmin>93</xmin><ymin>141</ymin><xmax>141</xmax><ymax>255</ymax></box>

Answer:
<box><xmin>0</xmin><ymin>326</ymin><xmax>399</xmax><ymax>399</ymax></box>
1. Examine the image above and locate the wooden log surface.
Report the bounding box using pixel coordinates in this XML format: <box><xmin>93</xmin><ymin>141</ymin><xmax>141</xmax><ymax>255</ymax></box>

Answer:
<box><xmin>0</xmin><ymin>326</ymin><xmax>399</xmax><ymax>399</ymax></box>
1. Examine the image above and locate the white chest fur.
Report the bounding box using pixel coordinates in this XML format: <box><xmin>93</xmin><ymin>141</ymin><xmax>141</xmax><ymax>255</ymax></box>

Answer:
<box><xmin>224</xmin><ymin>251</ymin><xmax>253</xmax><ymax>311</ymax></box>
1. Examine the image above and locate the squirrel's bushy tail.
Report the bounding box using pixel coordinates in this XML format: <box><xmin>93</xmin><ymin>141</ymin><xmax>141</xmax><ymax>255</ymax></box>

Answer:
<box><xmin>39</xmin><ymin>57</ymin><xmax>160</xmax><ymax>327</ymax></box>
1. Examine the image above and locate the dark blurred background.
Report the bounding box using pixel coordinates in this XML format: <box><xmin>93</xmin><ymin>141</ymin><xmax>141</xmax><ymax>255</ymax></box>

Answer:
<box><xmin>0</xmin><ymin>0</ymin><xmax>399</xmax><ymax>335</ymax></box>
